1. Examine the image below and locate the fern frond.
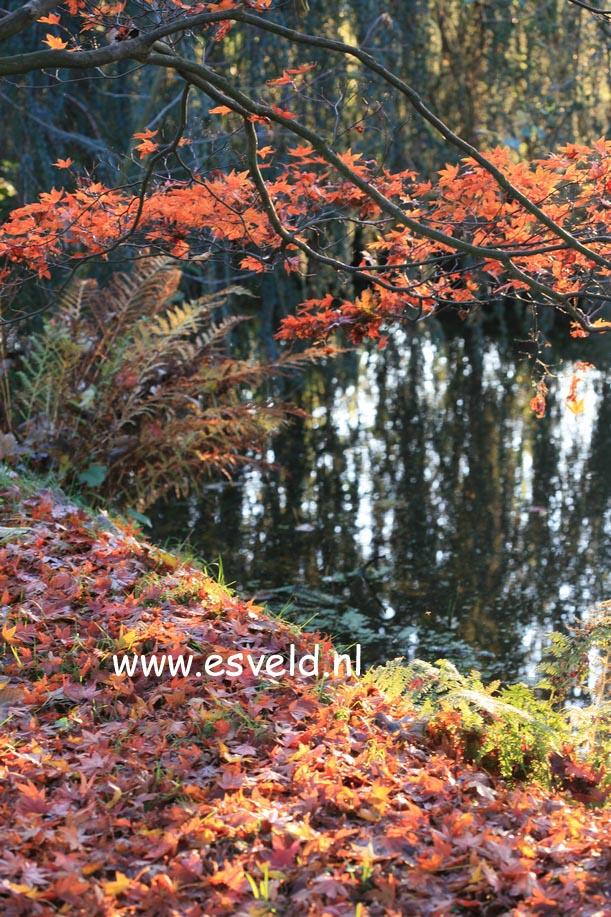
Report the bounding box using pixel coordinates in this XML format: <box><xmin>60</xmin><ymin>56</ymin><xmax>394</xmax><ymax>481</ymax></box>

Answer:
<box><xmin>366</xmin><ymin>656</ymin><xmax>566</xmax><ymax>781</ymax></box>
<box><xmin>193</xmin><ymin>284</ymin><xmax>256</xmax><ymax>311</ymax></box>
<box><xmin>148</xmin><ymin>301</ymin><xmax>204</xmax><ymax>340</ymax></box>
<box><xmin>15</xmin><ymin>327</ymin><xmax>81</xmax><ymax>428</ymax></box>
<box><xmin>10</xmin><ymin>258</ymin><xmax>322</xmax><ymax>511</ymax></box>
<box><xmin>104</xmin><ymin>257</ymin><xmax>179</xmax><ymax>324</ymax></box>
<box><xmin>84</xmin><ymin>258</ymin><xmax>180</xmax><ymax>381</ymax></box>
<box><xmin>57</xmin><ymin>277</ymin><xmax>98</xmax><ymax>327</ymax></box>
<box><xmin>195</xmin><ymin>314</ymin><xmax>252</xmax><ymax>354</ymax></box>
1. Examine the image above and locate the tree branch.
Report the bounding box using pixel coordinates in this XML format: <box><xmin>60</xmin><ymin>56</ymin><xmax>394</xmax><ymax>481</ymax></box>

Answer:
<box><xmin>147</xmin><ymin>50</ymin><xmax>588</xmax><ymax>316</ymax></box>
<box><xmin>2</xmin><ymin>5</ymin><xmax>609</xmax><ymax>277</ymax></box>
<box><xmin>566</xmin><ymin>0</ymin><xmax>611</xmax><ymax>19</ymax></box>
<box><xmin>0</xmin><ymin>3</ymin><xmax>608</xmax><ymax>332</ymax></box>
<box><xmin>0</xmin><ymin>0</ymin><xmax>60</xmax><ymax>43</ymax></box>
<box><xmin>216</xmin><ymin>10</ymin><xmax>611</xmax><ymax>275</ymax></box>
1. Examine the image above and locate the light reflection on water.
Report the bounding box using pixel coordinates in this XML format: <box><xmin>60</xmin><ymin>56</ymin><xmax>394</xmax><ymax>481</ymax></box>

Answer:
<box><xmin>150</xmin><ymin>327</ymin><xmax>611</xmax><ymax>682</ymax></box>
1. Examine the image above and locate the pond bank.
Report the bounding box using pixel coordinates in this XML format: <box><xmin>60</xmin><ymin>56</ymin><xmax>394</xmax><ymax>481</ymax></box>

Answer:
<box><xmin>1</xmin><ymin>470</ymin><xmax>611</xmax><ymax>915</ymax></box>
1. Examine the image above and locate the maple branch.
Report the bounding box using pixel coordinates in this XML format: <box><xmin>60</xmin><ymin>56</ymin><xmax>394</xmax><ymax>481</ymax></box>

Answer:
<box><xmin>242</xmin><ymin>113</ymin><xmax>535</xmax><ymax>324</ymax></box>
<box><xmin>504</xmin><ymin>259</ymin><xmax>595</xmax><ymax>328</ymax></box>
<box><xmin>0</xmin><ymin>9</ymin><xmax>236</xmax><ymax>74</ymax></box>
<box><xmin>216</xmin><ymin>10</ymin><xmax>611</xmax><ymax>275</ymax></box>
<box><xmin>0</xmin><ymin>81</ymin><xmax>192</xmax><ymax>328</ymax></box>
<box><xmin>1</xmin><ymin>4</ymin><xmax>608</xmax><ymax>332</ymax></box>
<box><xmin>147</xmin><ymin>51</ymin><xmax>583</xmax><ymax>318</ymax></box>
<box><xmin>56</xmin><ymin>82</ymin><xmax>193</xmax><ymax>274</ymax></box>
<box><xmin>566</xmin><ymin>0</ymin><xmax>611</xmax><ymax>18</ymax></box>
<box><xmin>0</xmin><ymin>34</ymin><xmax>154</xmax><ymax>74</ymax></box>
<box><xmin>0</xmin><ymin>0</ymin><xmax>59</xmax><ymax>43</ymax></box>
<box><xmin>3</xmin><ymin>7</ymin><xmax>609</xmax><ymax>276</ymax></box>
<box><xmin>241</xmin><ymin>115</ymin><xmax>423</xmax><ymax>316</ymax></box>
<box><xmin>137</xmin><ymin>8</ymin><xmax>611</xmax><ymax>282</ymax></box>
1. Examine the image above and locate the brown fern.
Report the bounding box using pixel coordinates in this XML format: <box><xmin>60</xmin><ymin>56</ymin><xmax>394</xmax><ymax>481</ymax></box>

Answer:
<box><xmin>12</xmin><ymin>259</ymin><xmax>335</xmax><ymax>510</ymax></box>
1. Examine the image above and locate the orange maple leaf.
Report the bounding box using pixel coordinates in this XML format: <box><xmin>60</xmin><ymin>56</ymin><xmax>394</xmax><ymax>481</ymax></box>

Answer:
<box><xmin>267</xmin><ymin>64</ymin><xmax>316</xmax><ymax>87</ymax></box>
<box><xmin>240</xmin><ymin>255</ymin><xmax>266</xmax><ymax>273</ymax></box>
<box><xmin>567</xmin><ymin>398</ymin><xmax>585</xmax><ymax>415</ymax></box>
<box><xmin>267</xmin><ymin>72</ymin><xmax>296</xmax><ymax>87</ymax></box>
<box><xmin>270</xmin><ymin>104</ymin><xmax>297</xmax><ymax>120</ymax></box>
<box><xmin>43</xmin><ymin>34</ymin><xmax>68</xmax><ymax>49</ymax></box>
<box><xmin>135</xmin><ymin>139</ymin><xmax>159</xmax><ymax>157</ymax></box>
<box><xmin>132</xmin><ymin>129</ymin><xmax>159</xmax><ymax>158</ymax></box>
<box><xmin>569</xmin><ymin>321</ymin><xmax>589</xmax><ymax>338</ymax></box>
<box><xmin>566</xmin><ymin>371</ymin><xmax>586</xmax><ymax>415</ymax></box>
<box><xmin>208</xmin><ymin>860</ymin><xmax>249</xmax><ymax>892</ymax></box>
<box><xmin>102</xmin><ymin>872</ymin><xmax>131</xmax><ymax>897</ymax></box>
<box><xmin>54</xmin><ymin>158</ymin><xmax>73</xmax><ymax>169</ymax></box>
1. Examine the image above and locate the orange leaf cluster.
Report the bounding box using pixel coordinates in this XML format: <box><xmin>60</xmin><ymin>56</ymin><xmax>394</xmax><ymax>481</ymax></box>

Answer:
<box><xmin>132</xmin><ymin>129</ymin><xmax>159</xmax><ymax>158</ymax></box>
<box><xmin>530</xmin><ymin>380</ymin><xmax>549</xmax><ymax>419</ymax></box>
<box><xmin>267</xmin><ymin>61</ymin><xmax>317</xmax><ymax>86</ymax></box>
<box><xmin>3</xmin><ymin>142</ymin><xmax>611</xmax><ymax>414</ymax></box>
<box><xmin>36</xmin><ymin>1</ymin><xmax>260</xmax><ymax>48</ymax></box>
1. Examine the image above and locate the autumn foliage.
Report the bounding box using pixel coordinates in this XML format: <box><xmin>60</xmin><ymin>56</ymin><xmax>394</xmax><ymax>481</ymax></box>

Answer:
<box><xmin>1</xmin><ymin>0</ymin><xmax>611</xmax><ymax>421</ymax></box>
<box><xmin>3</xmin><ymin>141</ymin><xmax>611</xmax><ymax>421</ymax></box>
<box><xmin>0</xmin><ymin>479</ymin><xmax>611</xmax><ymax>915</ymax></box>
<box><xmin>2</xmin><ymin>5</ymin><xmax>611</xmax><ymax>913</ymax></box>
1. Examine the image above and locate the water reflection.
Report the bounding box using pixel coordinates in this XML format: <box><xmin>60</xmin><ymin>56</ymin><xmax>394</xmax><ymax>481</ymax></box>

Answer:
<box><xmin>150</xmin><ymin>328</ymin><xmax>611</xmax><ymax>682</ymax></box>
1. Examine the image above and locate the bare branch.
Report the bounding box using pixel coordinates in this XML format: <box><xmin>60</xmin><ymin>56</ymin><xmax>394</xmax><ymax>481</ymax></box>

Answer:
<box><xmin>566</xmin><ymin>0</ymin><xmax>611</xmax><ymax>19</ymax></box>
<box><xmin>0</xmin><ymin>0</ymin><xmax>60</xmax><ymax>43</ymax></box>
<box><xmin>0</xmin><ymin>89</ymin><xmax>109</xmax><ymax>152</ymax></box>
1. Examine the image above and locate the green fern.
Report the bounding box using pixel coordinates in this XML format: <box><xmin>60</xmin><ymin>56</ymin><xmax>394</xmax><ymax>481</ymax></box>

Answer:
<box><xmin>365</xmin><ymin>657</ymin><xmax>565</xmax><ymax>782</ymax></box>
<box><xmin>537</xmin><ymin>601</ymin><xmax>611</xmax><ymax>769</ymax></box>
<box><xmin>16</xmin><ymin>328</ymin><xmax>82</xmax><ymax>428</ymax></box>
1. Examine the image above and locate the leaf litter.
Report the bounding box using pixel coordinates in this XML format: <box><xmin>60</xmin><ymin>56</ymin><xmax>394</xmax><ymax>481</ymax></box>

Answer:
<box><xmin>0</xmin><ymin>482</ymin><xmax>610</xmax><ymax>915</ymax></box>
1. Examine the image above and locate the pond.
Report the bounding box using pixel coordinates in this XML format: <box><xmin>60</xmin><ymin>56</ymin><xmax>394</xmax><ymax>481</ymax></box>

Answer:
<box><xmin>149</xmin><ymin>324</ymin><xmax>611</xmax><ymax>683</ymax></box>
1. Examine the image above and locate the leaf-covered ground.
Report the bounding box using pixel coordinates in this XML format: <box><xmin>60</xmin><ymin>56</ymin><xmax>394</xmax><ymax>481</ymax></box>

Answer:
<box><xmin>1</xmin><ymin>479</ymin><xmax>611</xmax><ymax>916</ymax></box>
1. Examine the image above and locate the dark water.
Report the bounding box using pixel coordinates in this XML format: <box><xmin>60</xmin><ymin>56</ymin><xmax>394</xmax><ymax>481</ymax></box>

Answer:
<box><xmin>150</xmin><ymin>326</ymin><xmax>611</xmax><ymax>683</ymax></box>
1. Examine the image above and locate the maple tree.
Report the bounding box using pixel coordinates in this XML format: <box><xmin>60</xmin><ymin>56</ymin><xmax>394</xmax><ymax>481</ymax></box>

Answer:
<box><xmin>1</xmin><ymin>1</ymin><xmax>611</xmax><ymax>420</ymax></box>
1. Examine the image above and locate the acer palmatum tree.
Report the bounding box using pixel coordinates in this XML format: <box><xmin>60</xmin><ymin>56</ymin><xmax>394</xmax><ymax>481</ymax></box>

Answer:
<box><xmin>1</xmin><ymin>1</ymin><xmax>611</xmax><ymax>416</ymax></box>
